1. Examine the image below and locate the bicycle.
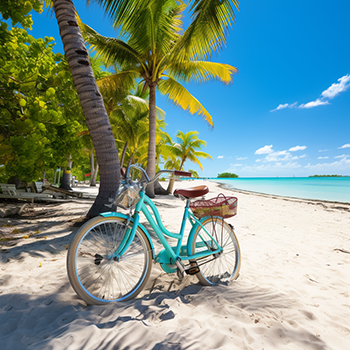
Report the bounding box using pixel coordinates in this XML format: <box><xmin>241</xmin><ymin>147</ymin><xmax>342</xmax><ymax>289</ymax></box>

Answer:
<box><xmin>67</xmin><ymin>165</ymin><xmax>241</xmax><ymax>305</ymax></box>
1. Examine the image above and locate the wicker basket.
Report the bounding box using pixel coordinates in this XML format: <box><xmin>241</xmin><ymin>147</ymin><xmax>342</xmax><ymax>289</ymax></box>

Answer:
<box><xmin>114</xmin><ymin>183</ymin><xmax>141</xmax><ymax>209</ymax></box>
<box><xmin>189</xmin><ymin>193</ymin><xmax>238</xmax><ymax>219</ymax></box>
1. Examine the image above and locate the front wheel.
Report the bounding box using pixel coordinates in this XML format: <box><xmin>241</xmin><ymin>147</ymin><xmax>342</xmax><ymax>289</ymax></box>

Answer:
<box><xmin>189</xmin><ymin>217</ymin><xmax>241</xmax><ymax>286</ymax></box>
<box><xmin>67</xmin><ymin>216</ymin><xmax>152</xmax><ymax>305</ymax></box>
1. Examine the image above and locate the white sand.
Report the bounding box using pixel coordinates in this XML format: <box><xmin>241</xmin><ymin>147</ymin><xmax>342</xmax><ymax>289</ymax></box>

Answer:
<box><xmin>1</xmin><ymin>180</ymin><xmax>349</xmax><ymax>350</ymax></box>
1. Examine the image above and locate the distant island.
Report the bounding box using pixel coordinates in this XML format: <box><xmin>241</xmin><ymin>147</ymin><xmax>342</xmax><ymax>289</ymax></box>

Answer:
<box><xmin>309</xmin><ymin>175</ymin><xmax>350</xmax><ymax>177</ymax></box>
<box><xmin>217</xmin><ymin>172</ymin><xmax>239</xmax><ymax>178</ymax></box>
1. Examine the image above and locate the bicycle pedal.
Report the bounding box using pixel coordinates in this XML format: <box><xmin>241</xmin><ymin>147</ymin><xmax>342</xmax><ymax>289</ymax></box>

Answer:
<box><xmin>185</xmin><ymin>265</ymin><xmax>200</xmax><ymax>275</ymax></box>
<box><xmin>94</xmin><ymin>254</ymin><xmax>103</xmax><ymax>265</ymax></box>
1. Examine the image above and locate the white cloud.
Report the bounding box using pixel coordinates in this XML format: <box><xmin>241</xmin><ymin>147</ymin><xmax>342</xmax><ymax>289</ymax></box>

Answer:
<box><xmin>305</xmin><ymin>157</ymin><xmax>350</xmax><ymax>171</ymax></box>
<box><xmin>270</xmin><ymin>102</ymin><xmax>298</xmax><ymax>112</ymax></box>
<box><xmin>271</xmin><ymin>74</ymin><xmax>350</xmax><ymax>112</ymax></box>
<box><xmin>273</xmin><ymin>150</ymin><xmax>289</xmax><ymax>156</ymax></box>
<box><xmin>318</xmin><ymin>149</ymin><xmax>328</xmax><ymax>152</ymax></box>
<box><xmin>321</xmin><ymin>74</ymin><xmax>350</xmax><ymax>99</ymax></box>
<box><xmin>291</xmin><ymin>154</ymin><xmax>307</xmax><ymax>160</ymax></box>
<box><xmin>318</xmin><ymin>156</ymin><xmax>329</xmax><ymax>159</ymax></box>
<box><xmin>236</xmin><ymin>157</ymin><xmax>247</xmax><ymax>160</ymax></box>
<box><xmin>255</xmin><ymin>145</ymin><xmax>273</xmax><ymax>154</ymax></box>
<box><xmin>289</xmin><ymin>145</ymin><xmax>307</xmax><ymax>152</ymax></box>
<box><xmin>242</xmin><ymin>162</ymin><xmax>302</xmax><ymax>172</ymax></box>
<box><xmin>265</xmin><ymin>151</ymin><xmax>290</xmax><ymax>162</ymax></box>
<box><xmin>217</xmin><ymin>156</ymin><xmax>224</xmax><ymax>159</ymax></box>
<box><xmin>232</xmin><ymin>163</ymin><xmax>243</xmax><ymax>167</ymax></box>
<box><xmin>339</xmin><ymin>144</ymin><xmax>350</xmax><ymax>149</ymax></box>
<box><xmin>335</xmin><ymin>154</ymin><xmax>348</xmax><ymax>159</ymax></box>
<box><xmin>299</xmin><ymin>99</ymin><xmax>329</xmax><ymax>109</ymax></box>
<box><xmin>255</xmin><ymin>159</ymin><xmax>262</xmax><ymax>162</ymax></box>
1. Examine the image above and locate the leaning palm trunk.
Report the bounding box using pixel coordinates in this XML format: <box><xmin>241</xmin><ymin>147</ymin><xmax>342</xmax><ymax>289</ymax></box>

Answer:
<box><xmin>91</xmin><ymin>164</ymin><xmax>99</xmax><ymax>186</ymax></box>
<box><xmin>120</xmin><ymin>142</ymin><xmax>128</xmax><ymax>168</ymax></box>
<box><xmin>166</xmin><ymin>177</ymin><xmax>176</xmax><ymax>194</ymax></box>
<box><xmin>53</xmin><ymin>0</ymin><xmax>120</xmax><ymax>218</ymax></box>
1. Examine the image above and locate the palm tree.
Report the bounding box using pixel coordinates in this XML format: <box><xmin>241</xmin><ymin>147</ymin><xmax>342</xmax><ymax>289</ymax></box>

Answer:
<box><xmin>187</xmin><ymin>169</ymin><xmax>199</xmax><ymax>178</ymax></box>
<box><xmin>164</xmin><ymin>130</ymin><xmax>212</xmax><ymax>193</ymax></box>
<box><xmin>79</xmin><ymin>0</ymin><xmax>239</xmax><ymax>196</ymax></box>
<box><xmin>52</xmin><ymin>0</ymin><xmax>120</xmax><ymax>218</ymax></box>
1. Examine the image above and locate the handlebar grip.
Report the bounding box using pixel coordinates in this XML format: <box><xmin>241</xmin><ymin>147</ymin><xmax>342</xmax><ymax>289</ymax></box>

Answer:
<box><xmin>174</xmin><ymin>170</ymin><xmax>192</xmax><ymax>177</ymax></box>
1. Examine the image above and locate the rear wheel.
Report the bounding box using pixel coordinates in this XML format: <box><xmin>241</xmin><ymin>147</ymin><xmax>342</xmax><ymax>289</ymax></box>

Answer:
<box><xmin>190</xmin><ymin>217</ymin><xmax>240</xmax><ymax>285</ymax></box>
<box><xmin>67</xmin><ymin>216</ymin><xmax>152</xmax><ymax>304</ymax></box>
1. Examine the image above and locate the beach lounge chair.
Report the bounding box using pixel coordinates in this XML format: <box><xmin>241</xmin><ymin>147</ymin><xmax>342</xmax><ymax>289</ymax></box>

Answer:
<box><xmin>0</xmin><ymin>183</ymin><xmax>55</xmax><ymax>202</ymax></box>
<box><xmin>0</xmin><ymin>184</ymin><xmax>17</xmax><ymax>196</ymax></box>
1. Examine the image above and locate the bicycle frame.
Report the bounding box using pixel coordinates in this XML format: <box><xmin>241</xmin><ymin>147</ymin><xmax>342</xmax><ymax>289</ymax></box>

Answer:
<box><xmin>101</xmin><ymin>189</ymin><xmax>223</xmax><ymax>271</ymax></box>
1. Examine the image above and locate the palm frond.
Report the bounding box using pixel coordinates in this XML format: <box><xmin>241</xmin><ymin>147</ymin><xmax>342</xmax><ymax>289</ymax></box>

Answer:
<box><xmin>79</xmin><ymin>22</ymin><xmax>144</xmax><ymax>68</ymax></box>
<box><xmin>97</xmin><ymin>70</ymin><xmax>137</xmax><ymax>102</ymax></box>
<box><xmin>188</xmin><ymin>151</ymin><xmax>212</xmax><ymax>160</ymax></box>
<box><xmin>87</xmin><ymin>0</ymin><xmax>148</xmax><ymax>31</ymax></box>
<box><xmin>173</xmin><ymin>0</ymin><xmax>239</xmax><ymax>60</ymax></box>
<box><xmin>158</xmin><ymin>77</ymin><xmax>213</xmax><ymax>128</ymax></box>
<box><xmin>168</xmin><ymin>61</ymin><xmax>237</xmax><ymax>84</ymax></box>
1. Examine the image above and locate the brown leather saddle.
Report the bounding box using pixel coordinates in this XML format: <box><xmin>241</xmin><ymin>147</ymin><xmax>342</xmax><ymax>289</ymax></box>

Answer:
<box><xmin>173</xmin><ymin>185</ymin><xmax>209</xmax><ymax>199</ymax></box>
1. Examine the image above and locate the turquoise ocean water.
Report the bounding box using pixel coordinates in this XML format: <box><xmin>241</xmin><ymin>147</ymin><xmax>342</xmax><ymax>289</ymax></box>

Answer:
<box><xmin>213</xmin><ymin>177</ymin><xmax>350</xmax><ymax>203</ymax></box>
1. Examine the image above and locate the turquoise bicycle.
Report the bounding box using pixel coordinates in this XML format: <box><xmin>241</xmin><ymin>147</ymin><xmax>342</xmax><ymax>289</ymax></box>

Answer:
<box><xmin>67</xmin><ymin>165</ymin><xmax>241</xmax><ymax>305</ymax></box>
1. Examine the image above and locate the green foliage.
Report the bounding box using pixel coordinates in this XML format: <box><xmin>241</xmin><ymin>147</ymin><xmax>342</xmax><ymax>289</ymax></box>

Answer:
<box><xmin>163</xmin><ymin>131</ymin><xmax>212</xmax><ymax>171</ymax></box>
<box><xmin>188</xmin><ymin>169</ymin><xmax>199</xmax><ymax>178</ymax></box>
<box><xmin>309</xmin><ymin>175</ymin><xmax>349</xmax><ymax>177</ymax></box>
<box><xmin>0</xmin><ymin>27</ymin><xmax>87</xmax><ymax>183</ymax></box>
<box><xmin>0</xmin><ymin>0</ymin><xmax>42</xmax><ymax>42</ymax></box>
<box><xmin>217</xmin><ymin>172</ymin><xmax>239</xmax><ymax>178</ymax></box>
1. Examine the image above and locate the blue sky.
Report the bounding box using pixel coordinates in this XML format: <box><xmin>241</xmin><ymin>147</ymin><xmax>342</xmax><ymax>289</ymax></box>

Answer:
<box><xmin>30</xmin><ymin>0</ymin><xmax>350</xmax><ymax>177</ymax></box>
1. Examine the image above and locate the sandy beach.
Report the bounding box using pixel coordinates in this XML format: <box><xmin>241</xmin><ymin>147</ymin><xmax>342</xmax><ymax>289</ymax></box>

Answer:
<box><xmin>1</xmin><ymin>180</ymin><xmax>349</xmax><ymax>350</ymax></box>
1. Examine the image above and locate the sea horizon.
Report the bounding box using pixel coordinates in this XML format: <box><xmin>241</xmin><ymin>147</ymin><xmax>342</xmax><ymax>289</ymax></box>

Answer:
<box><xmin>207</xmin><ymin>176</ymin><xmax>350</xmax><ymax>204</ymax></box>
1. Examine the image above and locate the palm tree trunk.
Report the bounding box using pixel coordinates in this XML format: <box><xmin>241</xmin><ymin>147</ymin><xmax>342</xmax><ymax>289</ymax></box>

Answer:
<box><xmin>91</xmin><ymin>163</ymin><xmax>99</xmax><ymax>186</ymax></box>
<box><xmin>120</xmin><ymin>141</ymin><xmax>128</xmax><ymax>168</ymax></box>
<box><xmin>146</xmin><ymin>83</ymin><xmax>157</xmax><ymax>198</ymax></box>
<box><xmin>166</xmin><ymin>178</ymin><xmax>176</xmax><ymax>194</ymax></box>
<box><xmin>53</xmin><ymin>0</ymin><xmax>120</xmax><ymax>218</ymax></box>
<box><xmin>179</xmin><ymin>158</ymin><xmax>186</xmax><ymax>170</ymax></box>
<box><xmin>89</xmin><ymin>149</ymin><xmax>95</xmax><ymax>186</ymax></box>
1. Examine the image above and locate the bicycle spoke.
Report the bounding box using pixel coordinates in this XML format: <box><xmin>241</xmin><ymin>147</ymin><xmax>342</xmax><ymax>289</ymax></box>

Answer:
<box><xmin>69</xmin><ymin>217</ymin><xmax>152</xmax><ymax>304</ymax></box>
<box><xmin>192</xmin><ymin>217</ymin><xmax>240</xmax><ymax>285</ymax></box>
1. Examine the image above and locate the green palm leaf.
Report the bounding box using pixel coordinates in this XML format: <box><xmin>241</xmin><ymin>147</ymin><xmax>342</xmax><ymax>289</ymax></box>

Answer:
<box><xmin>174</xmin><ymin>0</ymin><xmax>239</xmax><ymax>60</ymax></box>
<box><xmin>168</xmin><ymin>61</ymin><xmax>237</xmax><ymax>84</ymax></box>
<box><xmin>158</xmin><ymin>77</ymin><xmax>213</xmax><ymax>127</ymax></box>
<box><xmin>79</xmin><ymin>22</ymin><xmax>144</xmax><ymax>68</ymax></box>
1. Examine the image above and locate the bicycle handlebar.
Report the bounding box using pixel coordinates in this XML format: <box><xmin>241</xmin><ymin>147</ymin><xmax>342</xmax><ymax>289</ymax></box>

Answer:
<box><xmin>125</xmin><ymin>165</ymin><xmax>192</xmax><ymax>187</ymax></box>
<box><xmin>174</xmin><ymin>170</ymin><xmax>192</xmax><ymax>177</ymax></box>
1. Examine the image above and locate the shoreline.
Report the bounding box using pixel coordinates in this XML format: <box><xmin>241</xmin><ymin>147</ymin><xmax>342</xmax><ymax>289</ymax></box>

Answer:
<box><xmin>211</xmin><ymin>180</ymin><xmax>350</xmax><ymax>208</ymax></box>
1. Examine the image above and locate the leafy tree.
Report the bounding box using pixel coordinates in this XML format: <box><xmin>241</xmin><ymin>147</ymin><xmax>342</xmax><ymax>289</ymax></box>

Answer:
<box><xmin>0</xmin><ymin>27</ymin><xmax>86</xmax><ymax>183</ymax></box>
<box><xmin>0</xmin><ymin>0</ymin><xmax>42</xmax><ymax>34</ymax></box>
<box><xmin>79</xmin><ymin>0</ymin><xmax>239</xmax><ymax>197</ymax></box>
<box><xmin>217</xmin><ymin>172</ymin><xmax>239</xmax><ymax>178</ymax></box>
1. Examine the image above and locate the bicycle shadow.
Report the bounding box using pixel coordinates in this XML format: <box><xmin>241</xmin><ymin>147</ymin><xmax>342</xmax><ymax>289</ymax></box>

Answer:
<box><xmin>0</xmin><ymin>272</ymin><xmax>329</xmax><ymax>350</ymax></box>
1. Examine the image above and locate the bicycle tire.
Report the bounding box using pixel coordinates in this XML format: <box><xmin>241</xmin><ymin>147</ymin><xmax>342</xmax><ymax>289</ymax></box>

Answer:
<box><xmin>67</xmin><ymin>215</ymin><xmax>152</xmax><ymax>305</ymax></box>
<box><xmin>189</xmin><ymin>217</ymin><xmax>241</xmax><ymax>286</ymax></box>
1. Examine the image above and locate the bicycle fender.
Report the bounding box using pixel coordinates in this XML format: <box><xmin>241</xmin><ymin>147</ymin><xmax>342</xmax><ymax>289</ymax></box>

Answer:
<box><xmin>100</xmin><ymin>212</ymin><xmax>155</xmax><ymax>259</ymax></box>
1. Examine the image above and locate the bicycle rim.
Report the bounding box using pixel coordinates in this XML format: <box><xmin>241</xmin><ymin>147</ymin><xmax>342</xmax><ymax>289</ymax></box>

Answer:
<box><xmin>67</xmin><ymin>216</ymin><xmax>152</xmax><ymax>304</ymax></box>
<box><xmin>191</xmin><ymin>217</ymin><xmax>241</xmax><ymax>286</ymax></box>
